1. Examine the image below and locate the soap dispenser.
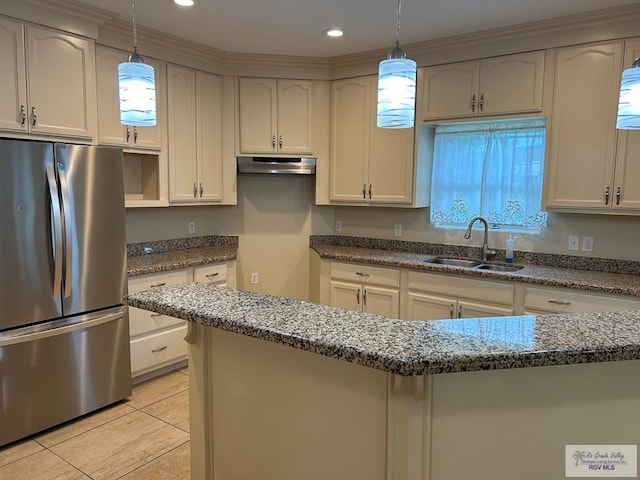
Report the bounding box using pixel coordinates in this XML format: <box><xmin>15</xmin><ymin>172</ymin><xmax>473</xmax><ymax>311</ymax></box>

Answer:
<box><xmin>505</xmin><ymin>235</ymin><xmax>516</xmax><ymax>264</ymax></box>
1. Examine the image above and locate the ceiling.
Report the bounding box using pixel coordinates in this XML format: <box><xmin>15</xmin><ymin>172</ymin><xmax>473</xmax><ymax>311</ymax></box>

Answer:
<box><xmin>76</xmin><ymin>0</ymin><xmax>640</xmax><ymax>58</ymax></box>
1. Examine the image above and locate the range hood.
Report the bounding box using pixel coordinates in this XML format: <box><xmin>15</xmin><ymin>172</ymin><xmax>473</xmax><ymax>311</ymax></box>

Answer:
<box><xmin>237</xmin><ymin>156</ymin><xmax>316</xmax><ymax>175</ymax></box>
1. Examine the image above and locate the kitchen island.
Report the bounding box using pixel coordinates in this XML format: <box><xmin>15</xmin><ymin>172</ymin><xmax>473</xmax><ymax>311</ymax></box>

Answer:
<box><xmin>127</xmin><ymin>283</ymin><xmax>640</xmax><ymax>480</ymax></box>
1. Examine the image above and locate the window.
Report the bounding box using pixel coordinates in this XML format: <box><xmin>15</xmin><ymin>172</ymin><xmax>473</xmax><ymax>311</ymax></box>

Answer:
<box><xmin>429</xmin><ymin>118</ymin><xmax>547</xmax><ymax>229</ymax></box>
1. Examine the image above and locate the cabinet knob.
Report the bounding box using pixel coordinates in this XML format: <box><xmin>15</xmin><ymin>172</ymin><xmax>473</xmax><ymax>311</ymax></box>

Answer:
<box><xmin>193</xmin><ymin>182</ymin><xmax>197</xmax><ymax>198</ymax></box>
<box><xmin>199</xmin><ymin>182</ymin><xmax>204</xmax><ymax>198</ymax></box>
<box><xmin>279</xmin><ymin>135</ymin><xmax>283</xmax><ymax>149</ymax></box>
<box><xmin>368</xmin><ymin>184</ymin><xmax>372</xmax><ymax>200</ymax></box>
<box><xmin>471</xmin><ymin>94</ymin><xmax>476</xmax><ymax>113</ymax></box>
<box><xmin>362</xmin><ymin>184</ymin><xmax>366</xmax><ymax>199</ymax></box>
<box><xmin>151</xmin><ymin>345</ymin><xmax>168</xmax><ymax>353</ymax></box>
<box><xmin>449</xmin><ymin>304</ymin><xmax>455</xmax><ymax>319</ymax></box>
<box><xmin>604</xmin><ymin>186</ymin><xmax>610</xmax><ymax>206</ymax></box>
<box><xmin>205</xmin><ymin>272</ymin><xmax>219</xmax><ymax>278</ymax></box>
<box><xmin>272</xmin><ymin>135</ymin><xmax>276</xmax><ymax>149</ymax></box>
<box><xmin>616</xmin><ymin>186</ymin><xmax>621</xmax><ymax>205</ymax></box>
<box><xmin>126</xmin><ymin>125</ymin><xmax>130</xmax><ymax>142</ymax></box>
<box><xmin>150</xmin><ymin>282</ymin><xmax>167</xmax><ymax>288</ymax></box>
<box><xmin>19</xmin><ymin>105</ymin><xmax>26</xmax><ymax>127</ymax></box>
<box><xmin>363</xmin><ymin>289</ymin><xmax>367</xmax><ymax>306</ymax></box>
<box><xmin>457</xmin><ymin>305</ymin><xmax>463</xmax><ymax>318</ymax></box>
<box><xmin>31</xmin><ymin>106</ymin><xmax>37</xmax><ymax>129</ymax></box>
<box><xmin>548</xmin><ymin>299</ymin><xmax>571</xmax><ymax>306</ymax></box>
<box><xmin>356</xmin><ymin>289</ymin><xmax>360</xmax><ymax>305</ymax></box>
<box><xmin>479</xmin><ymin>93</ymin><xmax>485</xmax><ymax>112</ymax></box>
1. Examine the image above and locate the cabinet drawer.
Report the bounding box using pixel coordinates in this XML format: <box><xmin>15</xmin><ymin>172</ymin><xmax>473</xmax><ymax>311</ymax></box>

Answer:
<box><xmin>128</xmin><ymin>269</ymin><xmax>190</xmax><ymax>293</ymax></box>
<box><xmin>129</xmin><ymin>306</ymin><xmax>184</xmax><ymax>337</ymax></box>
<box><xmin>130</xmin><ymin>324</ymin><xmax>188</xmax><ymax>377</ymax></box>
<box><xmin>524</xmin><ymin>287</ymin><xmax>640</xmax><ymax>313</ymax></box>
<box><xmin>194</xmin><ymin>264</ymin><xmax>227</xmax><ymax>284</ymax></box>
<box><xmin>330</xmin><ymin>262</ymin><xmax>400</xmax><ymax>288</ymax></box>
<box><xmin>408</xmin><ymin>271</ymin><xmax>514</xmax><ymax>306</ymax></box>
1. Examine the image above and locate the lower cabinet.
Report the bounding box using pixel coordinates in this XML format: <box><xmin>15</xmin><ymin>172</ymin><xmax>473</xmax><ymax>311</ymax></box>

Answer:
<box><xmin>329</xmin><ymin>262</ymin><xmax>400</xmax><ymax>318</ymax></box>
<box><xmin>128</xmin><ymin>261</ymin><xmax>235</xmax><ymax>381</ymax></box>
<box><xmin>404</xmin><ymin>271</ymin><xmax>515</xmax><ymax>320</ymax></box>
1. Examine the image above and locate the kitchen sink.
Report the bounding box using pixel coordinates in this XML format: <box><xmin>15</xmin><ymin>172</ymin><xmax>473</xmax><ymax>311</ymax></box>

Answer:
<box><xmin>474</xmin><ymin>264</ymin><xmax>523</xmax><ymax>272</ymax></box>
<box><xmin>425</xmin><ymin>258</ymin><xmax>481</xmax><ymax>268</ymax></box>
<box><xmin>424</xmin><ymin>257</ymin><xmax>523</xmax><ymax>272</ymax></box>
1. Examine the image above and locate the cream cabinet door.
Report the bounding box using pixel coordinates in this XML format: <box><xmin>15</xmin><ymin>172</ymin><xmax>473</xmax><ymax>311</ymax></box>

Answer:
<box><xmin>457</xmin><ymin>300</ymin><xmax>514</xmax><ymax>318</ymax></box>
<box><xmin>0</xmin><ymin>17</ymin><xmax>27</xmax><ymax>133</ymax></box>
<box><xmin>168</xmin><ymin>64</ymin><xmax>198</xmax><ymax>201</ymax></box>
<box><xmin>197</xmin><ymin>72</ymin><xmax>223</xmax><ymax>202</ymax></box>
<box><xmin>330</xmin><ymin>280</ymin><xmax>362</xmax><ymax>312</ymax></box>
<box><xmin>277</xmin><ymin>80</ymin><xmax>315</xmax><ymax>155</ymax></box>
<box><xmin>239</xmin><ymin>78</ymin><xmax>277</xmax><ymax>154</ymax></box>
<box><xmin>406</xmin><ymin>291</ymin><xmax>456</xmax><ymax>321</ymax></box>
<box><xmin>368</xmin><ymin>105</ymin><xmax>414</xmax><ymax>204</ymax></box>
<box><xmin>362</xmin><ymin>285</ymin><xmax>399</xmax><ymax>318</ymax></box>
<box><xmin>545</xmin><ymin>42</ymin><xmax>622</xmax><ymax>210</ymax></box>
<box><xmin>421</xmin><ymin>61</ymin><xmax>478</xmax><ymax>120</ymax></box>
<box><xmin>95</xmin><ymin>46</ymin><xmax>163</xmax><ymax>149</ymax></box>
<box><xmin>479</xmin><ymin>51</ymin><xmax>544</xmax><ymax>116</ymax></box>
<box><xmin>25</xmin><ymin>25</ymin><xmax>94</xmax><ymax>139</ymax></box>
<box><xmin>330</xmin><ymin>77</ymin><xmax>370</xmax><ymax>202</ymax></box>
<box><xmin>613</xmin><ymin>38</ymin><xmax>640</xmax><ymax>211</ymax></box>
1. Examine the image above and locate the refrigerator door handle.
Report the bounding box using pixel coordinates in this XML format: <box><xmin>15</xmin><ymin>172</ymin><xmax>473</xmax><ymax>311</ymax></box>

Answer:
<box><xmin>57</xmin><ymin>163</ymin><xmax>73</xmax><ymax>299</ymax></box>
<box><xmin>0</xmin><ymin>308</ymin><xmax>125</xmax><ymax>347</ymax></box>
<box><xmin>45</xmin><ymin>162</ymin><xmax>63</xmax><ymax>298</ymax></box>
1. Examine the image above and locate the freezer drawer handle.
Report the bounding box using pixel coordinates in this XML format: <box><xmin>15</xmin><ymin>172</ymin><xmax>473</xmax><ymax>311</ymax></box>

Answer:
<box><xmin>151</xmin><ymin>346</ymin><xmax>168</xmax><ymax>353</ymax></box>
<box><xmin>150</xmin><ymin>282</ymin><xmax>166</xmax><ymax>288</ymax></box>
<box><xmin>0</xmin><ymin>309</ymin><xmax>125</xmax><ymax>347</ymax></box>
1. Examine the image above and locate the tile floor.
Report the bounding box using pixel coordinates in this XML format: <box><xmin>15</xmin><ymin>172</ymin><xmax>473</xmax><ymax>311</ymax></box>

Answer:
<box><xmin>0</xmin><ymin>368</ymin><xmax>191</xmax><ymax>480</ymax></box>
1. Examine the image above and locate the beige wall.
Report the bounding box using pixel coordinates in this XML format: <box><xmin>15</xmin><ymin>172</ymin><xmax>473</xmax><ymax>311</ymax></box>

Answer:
<box><xmin>332</xmin><ymin>206</ymin><xmax>640</xmax><ymax>261</ymax></box>
<box><xmin>126</xmin><ymin>175</ymin><xmax>334</xmax><ymax>300</ymax></box>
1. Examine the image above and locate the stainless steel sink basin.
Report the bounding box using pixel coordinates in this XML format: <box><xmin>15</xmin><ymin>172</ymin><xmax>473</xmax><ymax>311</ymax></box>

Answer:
<box><xmin>425</xmin><ymin>258</ymin><xmax>481</xmax><ymax>268</ymax></box>
<box><xmin>474</xmin><ymin>264</ymin><xmax>523</xmax><ymax>272</ymax></box>
<box><xmin>424</xmin><ymin>257</ymin><xmax>523</xmax><ymax>272</ymax></box>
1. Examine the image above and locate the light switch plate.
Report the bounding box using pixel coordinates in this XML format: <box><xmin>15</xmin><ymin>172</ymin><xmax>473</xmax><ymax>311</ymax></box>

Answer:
<box><xmin>568</xmin><ymin>235</ymin><xmax>579</xmax><ymax>251</ymax></box>
<box><xmin>394</xmin><ymin>224</ymin><xmax>402</xmax><ymax>237</ymax></box>
<box><xmin>335</xmin><ymin>220</ymin><xmax>342</xmax><ymax>232</ymax></box>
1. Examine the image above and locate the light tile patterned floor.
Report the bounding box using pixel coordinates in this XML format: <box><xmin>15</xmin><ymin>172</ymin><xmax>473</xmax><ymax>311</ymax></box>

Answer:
<box><xmin>0</xmin><ymin>368</ymin><xmax>191</xmax><ymax>480</ymax></box>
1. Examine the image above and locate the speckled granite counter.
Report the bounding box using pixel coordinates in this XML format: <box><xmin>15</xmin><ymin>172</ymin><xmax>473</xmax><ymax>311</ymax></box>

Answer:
<box><xmin>127</xmin><ymin>235</ymin><xmax>238</xmax><ymax>276</ymax></box>
<box><xmin>126</xmin><ymin>282</ymin><xmax>640</xmax><ymax>376</ymax></box>
<box><xmin>312</xmin><ymin>244</ymin><xmax>640</xmax><ymax>297</ymax></box>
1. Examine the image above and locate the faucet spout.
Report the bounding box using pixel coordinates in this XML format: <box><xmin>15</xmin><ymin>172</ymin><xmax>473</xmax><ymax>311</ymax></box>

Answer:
<box><xmin>464</xmin><ymin>216</ymin><xmax>496</xmax><ymax>261</ymax></box>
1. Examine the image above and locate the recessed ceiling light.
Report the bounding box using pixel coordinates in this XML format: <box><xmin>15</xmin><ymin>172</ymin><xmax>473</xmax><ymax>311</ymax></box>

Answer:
<box><xmin>174</xmin><ymin>0</ymin><xmax>195</xmax><ymax>6</ymax></box>
<box><xmin>324</xmin><ymin>28</ymin><xmax>344</xmax><ymax>38</ymax></box>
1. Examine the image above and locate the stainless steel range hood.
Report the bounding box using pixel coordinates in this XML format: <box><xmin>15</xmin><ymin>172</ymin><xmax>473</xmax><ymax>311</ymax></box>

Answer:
<box><xmin>237</xmin><ymin>156</ymin><xmax>316</xmax><ymax>175</ymax></box>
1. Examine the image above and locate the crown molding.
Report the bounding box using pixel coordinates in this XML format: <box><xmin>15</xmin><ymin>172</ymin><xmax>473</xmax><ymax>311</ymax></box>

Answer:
<box><xmin>329</xmin><ymin>3</ymin><xmax>640</xmax><ymax>79</ymax></box>
<box><xmin>0</xmin><ymin>0</ymin><xmax>113</xmax><ymax>38</ymax></box>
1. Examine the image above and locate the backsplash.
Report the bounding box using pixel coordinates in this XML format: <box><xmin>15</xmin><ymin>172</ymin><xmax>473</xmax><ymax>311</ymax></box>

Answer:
<box><xmin>127</xmin><ymin>235</ymin><xmax>239</xmax><ymax>257</ymax></box>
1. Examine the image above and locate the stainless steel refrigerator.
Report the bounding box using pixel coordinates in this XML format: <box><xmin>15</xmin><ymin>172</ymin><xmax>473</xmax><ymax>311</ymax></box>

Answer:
<box><xmin>0</xmin><ymin>139</ymin><xmax>131</xmax><ymax>447</ymax></box>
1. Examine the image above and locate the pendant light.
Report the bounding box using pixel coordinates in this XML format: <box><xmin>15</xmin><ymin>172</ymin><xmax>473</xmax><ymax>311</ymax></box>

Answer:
<box><xmin>376</xmin><ymin>0</ymin><xmax>416</xmax><ymax>129</ymax></box>
<box><xmin>617</xmin><ymin>58</ymin><xmax>640</xmax><ymax>130</ymax></box>
<box><xmin>118</xmin><ymin>0</ymin><xmax>157</xmax><ymax>126</ymax></box>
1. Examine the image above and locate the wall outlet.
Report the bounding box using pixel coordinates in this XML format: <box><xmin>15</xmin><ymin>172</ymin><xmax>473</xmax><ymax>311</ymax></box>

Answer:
<box><xmin>188</xmin><ymin>221</ymin><xmax>196</xmax><ymax>234</ymax></box>
<box><xmin>394</xmin><ymin>224</ymin><xmax>402</xmax><ymax>237</ymax></box>
<box><xmin>582</xmin><ymin>236</ymin><xmax>594</xmax><ymax>252</ymax></box>
<box><xmin>250</xmin><ymin>272</ymin><xmax>259</xmax><ymax>284</ymax></box>
<box><xmin>568</xmin><ymin>235</ymin><xmax>579</xmax><ymax>251</ymax></box>
<box><xmin>335</xmin><ymin>220</ymin><xmax>342</xmax><ymax>232</ymax></box>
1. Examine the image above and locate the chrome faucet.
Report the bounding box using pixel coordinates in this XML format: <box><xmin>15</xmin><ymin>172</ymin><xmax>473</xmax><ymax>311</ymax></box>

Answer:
<box><xmin>464</xmin><ymin>216</ymin><xmax>497</xmax><ymax>261</ymax></box>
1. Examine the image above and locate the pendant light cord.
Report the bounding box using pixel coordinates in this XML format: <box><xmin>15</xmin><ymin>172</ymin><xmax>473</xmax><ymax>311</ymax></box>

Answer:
<box><xmin>395</xmin><ymin>0</ymin><xmax>402</xmax><ymax>48</ymax></box>
<box><xmin>132</xmin><ymin>0</ymin><xmax>138</xmax><ymax>54</ymax></box>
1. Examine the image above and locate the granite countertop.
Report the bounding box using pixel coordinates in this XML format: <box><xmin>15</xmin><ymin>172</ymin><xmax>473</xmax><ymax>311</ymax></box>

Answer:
<box><xmin>127</xmin><ymin>236</ymin><xmax>238</xmax><ymax>277</ymax></box>
<box><xmin>126</xmin><ymin>282</ymin><xmax>640</xmax><ymax>376</ymax></box>
<box><xmin>312</xmin><ymin>245</ymin><xmax>640</xmax><ymax>297</ymax></box>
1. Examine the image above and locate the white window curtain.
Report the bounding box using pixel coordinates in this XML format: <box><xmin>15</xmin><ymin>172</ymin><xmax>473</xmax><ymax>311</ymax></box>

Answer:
<box><xmin>430</xmin><ymin>118</ymin><xmax>548</xmax><ymax>228</ymax></box>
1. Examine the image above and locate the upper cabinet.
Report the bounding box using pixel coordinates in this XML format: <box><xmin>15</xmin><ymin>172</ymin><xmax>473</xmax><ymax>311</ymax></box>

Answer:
<box><xmin>421</xmin><ymin>51</ymin><xmax>545</xmax><ymax>121</ymax></box>
<box><xmin>544</xmin><ymin>41</ymin><xmax>629</xmax><ymax>212</ymax></box>
<box><xmin>0</xmin><ymin>18</ymin><xmax>95</xmax><ymax>140</ymax></box>
<box><xmin>167</xmin><ymin>65</ymin><xmax>236</xmax><ymax>205</ymax></box>
<box><xmin>95</xmin><ymin>45</ymin><xmax>165</xmax><ymax>150</ymax></box>
<box><xmin>329</xmin><ymin>75</ymin><xmax>415</xmax><ymax>205</ymax></box>
<box><xmin>238</xmin><ymin>78</ymin><xmax>316</xmax><ymax>155</ymax></box>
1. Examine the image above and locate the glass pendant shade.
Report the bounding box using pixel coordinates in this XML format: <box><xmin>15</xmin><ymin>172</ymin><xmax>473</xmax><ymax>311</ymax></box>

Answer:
<box><xmin>118</xmin><ymin>57</ymin><xmax>157</xmax><ymax>126</ymax></box>
<box><xmin>377</xmin><ymin>56</ymin><xmax>417</xmax><ymax>129</ymax></box>
<box><xmin>616</xmin><ymin>59</ymin><xmax>640</xmax><ymax>130</ymax></box>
